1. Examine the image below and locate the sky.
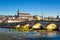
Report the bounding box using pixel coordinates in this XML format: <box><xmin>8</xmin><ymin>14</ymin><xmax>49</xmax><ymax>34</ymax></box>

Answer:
<box><xmin>0</xmin><ymin>0</ymin><xmax>60</xmax><ymax>17</ymax></box>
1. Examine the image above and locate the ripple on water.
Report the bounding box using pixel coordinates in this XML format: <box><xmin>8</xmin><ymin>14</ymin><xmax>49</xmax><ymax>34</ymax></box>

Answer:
<box><xmin>0</xmin><ymin>28</ymin><xmax>60</xmax><ymax>40</ymax></box>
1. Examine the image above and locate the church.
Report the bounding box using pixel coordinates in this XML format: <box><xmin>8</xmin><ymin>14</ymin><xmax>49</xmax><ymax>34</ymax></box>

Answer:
<box><xmin>17</xmin><ymin>9</ymin><xmax>33</xmax><ymax>21</ymax></box>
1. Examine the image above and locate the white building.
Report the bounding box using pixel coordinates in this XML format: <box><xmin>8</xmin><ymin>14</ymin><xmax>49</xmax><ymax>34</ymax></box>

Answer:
<box><xmin>5</xmin><ymin>20</ymin><xmax>21</xmax><ymax>23</ymax></box>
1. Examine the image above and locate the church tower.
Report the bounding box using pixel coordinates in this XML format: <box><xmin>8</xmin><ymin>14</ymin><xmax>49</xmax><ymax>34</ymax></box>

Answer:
<box><xmin>17</xmin><ymin>9</ymin><xmax>20</xmax><ymax>16</ymax></box>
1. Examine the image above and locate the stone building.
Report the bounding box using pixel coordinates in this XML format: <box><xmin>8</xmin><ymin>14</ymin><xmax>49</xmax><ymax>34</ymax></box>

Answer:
<box><xmin>5</xmin><ymin>9</ymin><xmax>34</xmax><ymax>23</ymax></box>
<box><xmin>17</xmin><ymin>9</ymin><xmax>33</xmax><ymax>21</ymax></box>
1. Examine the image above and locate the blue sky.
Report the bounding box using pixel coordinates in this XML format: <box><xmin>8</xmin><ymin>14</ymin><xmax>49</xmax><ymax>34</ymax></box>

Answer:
<box><xmin>0</xmin><ymin>0</ymin><xmax>60</xmax><ymax>17</ymax></box>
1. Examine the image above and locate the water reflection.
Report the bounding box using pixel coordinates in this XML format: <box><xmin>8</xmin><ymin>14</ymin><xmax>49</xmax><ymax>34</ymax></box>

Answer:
<box><xmin>47</xmin><ymin>32</ymin><xmax>56</xmax><ymax>37</ymax></box>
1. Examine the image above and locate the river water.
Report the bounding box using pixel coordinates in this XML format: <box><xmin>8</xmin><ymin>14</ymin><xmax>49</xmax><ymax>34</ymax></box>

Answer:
<box><xmin>0</xmin><ymin>28</ymin><xmax>60</xmax><ymax>40</ymax></box>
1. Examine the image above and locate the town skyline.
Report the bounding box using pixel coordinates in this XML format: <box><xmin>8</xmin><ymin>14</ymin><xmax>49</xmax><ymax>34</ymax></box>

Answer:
<box><xmin>0</xmin><ymin>0</ymin><xmax>60</xmax><ymax>17</ymax></box>
<box><xmin>0</xmin><ymin>9</ymin><xmax>59</xmax><ymax>18</ymax></box>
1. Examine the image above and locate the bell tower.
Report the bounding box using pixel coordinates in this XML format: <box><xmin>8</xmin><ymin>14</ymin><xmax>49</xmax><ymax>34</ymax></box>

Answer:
<box><xmin>17</xmin><ymin>9</ymin><xmax>20</xmax><ymax>16</ymax></box>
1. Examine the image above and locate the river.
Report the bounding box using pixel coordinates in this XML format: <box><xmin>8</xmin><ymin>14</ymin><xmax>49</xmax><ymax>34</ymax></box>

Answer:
<box><xmin>0</xmin><ymin>28</ymin><xmax>60</xmax><ymax>40</ymax></box>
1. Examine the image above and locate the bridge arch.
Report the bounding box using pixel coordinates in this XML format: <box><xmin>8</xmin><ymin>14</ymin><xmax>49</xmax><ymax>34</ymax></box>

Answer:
<box><xmin>32</xmin><ymin>22</ymin><xmax>43</xmax><ymax>29</ymax></box>
<box><xmin>46</xmin><ymin>23</ymin><xmax>57</xmax><ymax>31</ymax></box>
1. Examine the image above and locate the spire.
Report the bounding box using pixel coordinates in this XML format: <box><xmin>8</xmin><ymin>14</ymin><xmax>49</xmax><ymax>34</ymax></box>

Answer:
<box><xmin>17</xmin><ymin>9</ymin><xmax>20</xmax><ymax>16</ymax></box>
<box><xmin>18</xmin><ymin>9</ymin><xmax>20</xmax><ymax>13</ymax></box>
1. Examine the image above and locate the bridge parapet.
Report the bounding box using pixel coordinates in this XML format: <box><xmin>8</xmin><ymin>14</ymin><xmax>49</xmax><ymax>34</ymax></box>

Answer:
<box><xmin>1</xmin><ymin>20</ymin><xmax>60</xmax><ymax>30</ymax></box>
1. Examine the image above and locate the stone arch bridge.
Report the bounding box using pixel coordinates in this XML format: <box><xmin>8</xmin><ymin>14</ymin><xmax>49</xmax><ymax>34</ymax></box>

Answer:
<box><xmin>24</xmin><ymin>20</ymin><xmax>60</xmax><ymax>29</ymax></box>
<box><xmin>1</xmin><ymin>20</ymin><xmax>60</xmax><ymax>30</ymax></box>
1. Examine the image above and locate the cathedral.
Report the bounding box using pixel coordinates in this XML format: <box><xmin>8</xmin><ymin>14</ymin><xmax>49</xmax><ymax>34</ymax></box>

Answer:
<box><xmin>17</xmin><ymin>9</ymin><xmax>33</xmax><ymax>21</ymax></box>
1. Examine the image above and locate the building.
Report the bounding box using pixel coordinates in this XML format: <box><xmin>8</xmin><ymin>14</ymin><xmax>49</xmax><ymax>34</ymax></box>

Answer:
<box><xmin>18</xmin><ymin>9</ymin><xmax>30</xmax><ymax>17</ymax></box>
<box><xmin>56</xmin><ymin>15</ymin><xmax>59</xmax><ymax>19</ymax></box>
<box><xmin>4</xmin><ymin>9</ymin><xmax>34</xmax><ymax>23</ymax></box>
<box><xmin>17</xmin><ymin>9</ymin><xmax>33</xmax><ymax>21</ymax></box>
<box><xmin>2</xmin><ymin>9</ymin><xmax>60</xmax><ymax>23</ymax></box>
<box><xmin>33</xmin><ymin>15</ymin><xmax>43</xmax><ymax>20</ymax></box>
<box><xmin>5</xmin><ymin>20</ymin><xmax>21</xmax><ymax>23</ymax></box>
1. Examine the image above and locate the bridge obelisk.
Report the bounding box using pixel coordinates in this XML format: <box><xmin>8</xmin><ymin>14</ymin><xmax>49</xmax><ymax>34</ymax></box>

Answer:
<box><xmin>42</xmin><ymin>11</ymin><xmax>43</xmax><ymax>21</ymax></box>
